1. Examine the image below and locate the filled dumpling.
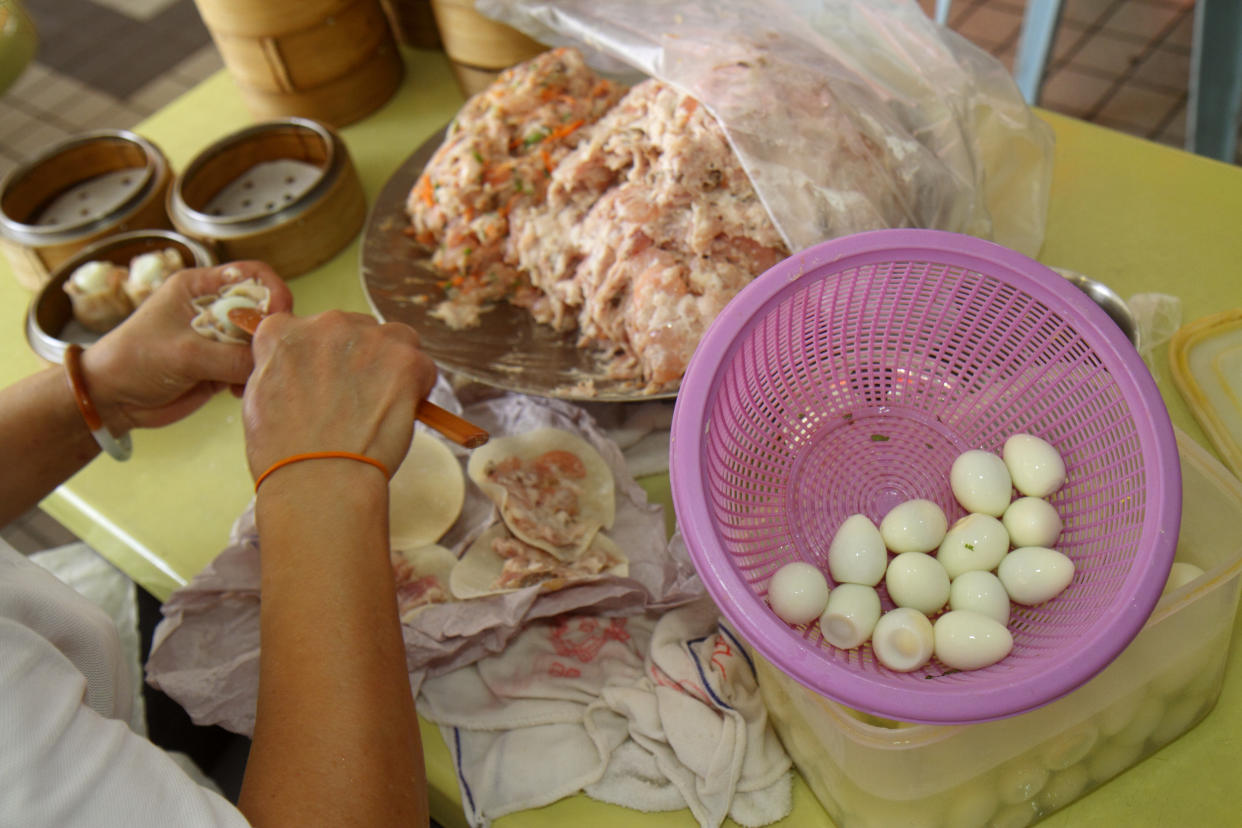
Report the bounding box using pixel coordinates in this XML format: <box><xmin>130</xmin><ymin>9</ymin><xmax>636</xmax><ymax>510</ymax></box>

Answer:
<box><xmin>449</xmin><ymin>523</ymin><xmax>627</xmax><ymax>599</ymax></box>
<box><xmin>63</xmin><ymin>260</ymin><xmax>133</xmax><ymax>333</ymax></box>
<box><xmin>190</xmin><ymin>276</ymin><xmax>271</xmax><ymax>343</ymax></box>
<box><xmin>466</xmin><ymin>427</ymin><xmax>615</xmax><ymax>561</ymax></box>
<box><xmin>124</xmin><ymin>247</ymin><xmax>184</xmax><ymax>306</ymax></box>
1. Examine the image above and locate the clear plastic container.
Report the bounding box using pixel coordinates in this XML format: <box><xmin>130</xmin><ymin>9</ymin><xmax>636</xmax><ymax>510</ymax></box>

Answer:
<box><xmin>756</xmin><ymin>430</ymin><xmax>1242</xmax><ymax>828</ymax></box>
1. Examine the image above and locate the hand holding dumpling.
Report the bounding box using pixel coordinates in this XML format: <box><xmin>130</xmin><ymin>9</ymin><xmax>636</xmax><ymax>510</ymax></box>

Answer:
<box><xmin>78</xmin><ymin>260</ymin><xmax>292</xmax><ymax>436</ymax></box>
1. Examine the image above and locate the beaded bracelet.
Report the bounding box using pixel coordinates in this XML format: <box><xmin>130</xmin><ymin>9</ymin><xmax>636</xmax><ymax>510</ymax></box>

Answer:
<box><xmin>254</xmin><ymin>451</ymin><xmax>391</xmax><ymax>493</ymax></box>
<box><xmin>63</xmin><ymin>344</ymin><xmax>132</xmax><ymax>462</ymax></box>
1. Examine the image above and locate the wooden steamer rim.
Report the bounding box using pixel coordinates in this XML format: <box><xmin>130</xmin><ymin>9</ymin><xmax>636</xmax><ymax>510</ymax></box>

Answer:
<box><xmin>26</xmin><ymin>229</ymin><xmax>217</xmax><ymax>365</ymax></box>
<box><xmin>0</xmin><ymin>129</ymin><xmax>173</xmax><ymax>290</ymax></box>
<box><xmin>168</xmin><ymin>118</ymin><xmax>366</xmax><ymax>278</ymax></box>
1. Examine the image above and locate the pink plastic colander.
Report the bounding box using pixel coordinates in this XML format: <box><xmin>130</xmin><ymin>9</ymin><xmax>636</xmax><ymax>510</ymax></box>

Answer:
<box><xmin>670</xmin><ymin>229</ymin><xmax>1181</xmax><ymax>725</ymax></box>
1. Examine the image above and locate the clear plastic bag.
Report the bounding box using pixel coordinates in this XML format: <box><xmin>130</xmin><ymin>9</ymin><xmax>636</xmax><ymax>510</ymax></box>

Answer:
<box><xmin>476</xmin><ymin>0</ymin><xmax>1054</xmax><ymax>257</ymax></box>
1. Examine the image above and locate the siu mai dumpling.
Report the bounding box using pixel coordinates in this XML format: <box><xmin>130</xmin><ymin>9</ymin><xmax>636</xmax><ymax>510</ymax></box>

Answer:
<box><xmin>449</xmin><ymin>523</ymin><xmax>627</xmax><ymax>599</ymax></box>
<box><xmin>124</xmin><ymin>247</ymin><xmax>184</xmax><ymax>306</ymax></box>
<box><xmin>63</xmin><ymin>260</ymin><xmax>133</xmax><ymax>333</ymax></box>
<box><xmin>190</xmin><ymin>277</ymin><xmax>271</xmax><ymax>343</ymax></box>
<box><xmin>466</xmin><ymin>427</ymin><xmax>615</xmax><ymax>561</ymax></box>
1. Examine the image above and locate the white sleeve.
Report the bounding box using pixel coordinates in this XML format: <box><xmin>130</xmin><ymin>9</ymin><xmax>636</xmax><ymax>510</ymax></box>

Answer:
<box><xmin>0</xmin><ymin>544</ymin><xmax>251</xmax><ymax>828</ymax></box>
<box><xmin>0</xmin><ymin>618</ymin><xmax>252</xmax><ymax>828</ymax></box>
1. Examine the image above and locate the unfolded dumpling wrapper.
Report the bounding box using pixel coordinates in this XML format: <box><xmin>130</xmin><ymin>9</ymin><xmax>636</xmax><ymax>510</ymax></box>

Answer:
<box><xmin>145</xmin><ymin>385</ymin><xmax>704</xmax><ymax>736</ymax></box>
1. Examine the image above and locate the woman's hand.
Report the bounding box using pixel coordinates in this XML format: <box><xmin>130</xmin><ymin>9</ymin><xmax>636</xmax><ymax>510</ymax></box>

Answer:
<box><xmin>82</xmin><ymin>261</ymin><xmax>293</xmax><ymax>434</ymax></box>
<box><xmin>241</xmin><ymin>310</ymin><xmax>439</xmax><ymax>481</ymax></box>
<box><xmin>239</xmin><ymin>309</ymin><xmax>436</xmax><ymax>827</ymax></box>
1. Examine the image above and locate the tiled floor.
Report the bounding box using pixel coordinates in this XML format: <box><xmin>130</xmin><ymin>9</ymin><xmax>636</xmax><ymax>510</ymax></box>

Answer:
<box><xmin>932</xmin><ymin>0</ymin><xmax>1206</xmax><ymax>152</ymax></box>
<box><xmin>1</xmin><ymin>0</ymin><xmax>1238</xmax><ymax>550</ymax></box>
<box><xmin>0</xmin><ymin>0</ymin><xmax>220</xmax><ymax>181</ymax></box>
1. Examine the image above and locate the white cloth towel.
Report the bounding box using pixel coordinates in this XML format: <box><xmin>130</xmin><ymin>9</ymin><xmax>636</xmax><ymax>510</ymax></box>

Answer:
<box><xmin>418</xmin><ymin>597</ymin><xmax>791</xmax><ymax>827</ymax></box>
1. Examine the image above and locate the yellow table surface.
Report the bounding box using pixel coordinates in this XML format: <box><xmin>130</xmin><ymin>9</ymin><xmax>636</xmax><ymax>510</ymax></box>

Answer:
<box><xmin>4</xmin><ymin>46</ymin><xmax>1242</xmax><ymax>828</ymax></box>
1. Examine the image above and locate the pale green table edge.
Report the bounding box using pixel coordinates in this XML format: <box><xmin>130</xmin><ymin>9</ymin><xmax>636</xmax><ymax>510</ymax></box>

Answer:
<box><xmin>1</xmin><ymin>46</ymin><xmax>1239</xmax><ymax>828</ymax></box>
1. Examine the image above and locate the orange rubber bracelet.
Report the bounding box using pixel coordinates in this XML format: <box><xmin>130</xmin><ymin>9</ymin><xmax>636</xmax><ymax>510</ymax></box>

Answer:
<box><xmin>64</xmin><ymin>344</ymin><xmax>132</xmax><ymax>461</ymax></box>
<box><xmin>254</xmin><ymin>451</ymin><xmax>391</xmax><ymax>493</ymax></box>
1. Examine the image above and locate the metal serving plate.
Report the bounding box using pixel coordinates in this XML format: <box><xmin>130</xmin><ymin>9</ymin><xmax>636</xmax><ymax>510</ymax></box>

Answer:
<box><xmin>359</xmin><ymin>127</ymin><xmax>678</xmax><ymax>402</ymax></box>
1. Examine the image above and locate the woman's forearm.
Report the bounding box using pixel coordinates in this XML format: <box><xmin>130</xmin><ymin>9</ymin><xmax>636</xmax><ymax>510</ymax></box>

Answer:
<box><xmin>0</xmin><ymin>367</ymin><xmax>102</xmax><ymax>526</ymax></box>
<box><xmin>239</xmin><ymin>459</ymin><xmax>427</xmax><ymax>827</ymax></box>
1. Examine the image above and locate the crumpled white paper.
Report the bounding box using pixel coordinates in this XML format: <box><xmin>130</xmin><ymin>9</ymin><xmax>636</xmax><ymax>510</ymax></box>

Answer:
<box><xmin>145</xmin><ymin>392</ymin><xmax>704</xmax><ymax>736</ymax></box>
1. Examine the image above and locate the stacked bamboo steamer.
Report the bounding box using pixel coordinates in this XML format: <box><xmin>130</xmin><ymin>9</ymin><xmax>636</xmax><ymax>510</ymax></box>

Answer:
<box><xmin>26</xmin><ymin>229</ymin><xmax>216</xmax><ymax>364</ymax></box>
<box><xmin>379</xmin><ymin>0</ymin><xmax>441</xmax><ymax>49</ymax></box>
<box><xmin>0</xmin><ymin>130</ymin><xmax>173</xmax><ymax>291</ymax></box>
<box><xmin>429</xmin><ymin>0</ymin><xmax>546</xmax><ymax>96</ymax></box>
<box><xmin>192</xmin><ymin>0</ymin><xmax>404</xmax><ymax>127</ymax></box>
<box><xmin>167</xmin><ymin>118</ymin><xmax>366</xmax><ymax>278</ymax></box>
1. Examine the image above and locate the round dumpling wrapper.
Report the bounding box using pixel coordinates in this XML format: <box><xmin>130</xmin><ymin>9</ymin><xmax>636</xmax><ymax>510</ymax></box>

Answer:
<box><xmin>389</xmin><ymin>429</ymin><xmax>466</xmax><ymax>549</ymax></box>
<box><xmin>450</xmin><ymin>523</ymin><xmax>627</xmax><ymax>599</ymax></box>
<box><xmin>466</xmin><ymin>426</ymin><xmax>615</xmax><ymax>561</ymax></box>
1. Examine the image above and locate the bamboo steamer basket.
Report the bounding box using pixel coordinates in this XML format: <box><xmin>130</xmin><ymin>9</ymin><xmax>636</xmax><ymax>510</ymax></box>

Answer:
<box><xmin>0</xmin><ymin>130</ymin><xmax>173</xmax><ymax>291</ymax></box>
<box><xmin>192</xmin><ymin>0</ymin><xmax>403</xmax><ymax>127</ymax></box>
<box><xmin>429</xmin><ymin>0</ymin><xmax>546</xmax><ymax>97</ymax></box>
<box><xmin>167</xmin><ymin>118</ymin><xmax>366</xmax><ymax>279</ymax></box>
<box><xmin>380</xmin><ymin>0</ymin><xmax>441</xmax><ymax>49</ymax></box>
<box><xmin>26</xmin><ymin>229</ymin><xmax>216</xmax><ymax>365</ymax></box>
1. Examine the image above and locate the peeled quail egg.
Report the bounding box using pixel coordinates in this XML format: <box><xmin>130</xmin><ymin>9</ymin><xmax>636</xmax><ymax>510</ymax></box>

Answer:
<box><xmin>996</xmin><ymin>759</ymin><xmax>1050</xmax><ymax>805</ymax></box>
<box><xmin>992</xmin><ymin>801</ymin><xmax>1040</xmax><ymax>828</ymax></box>
<box><xmin>1038</xmin><ymin>721</ymin><xmax>1100</xmax><ymax>771</ymax></box>
<box><xmin>208</xmin><ymin>295</ymin><xmax>260</xmax><ymax>329</ymax></box>
<box><xmin>1034</xmin><ymin>764</ymin><xmax>1090</xmax><ymax>813</ymax></box>
<box><xmin>1003</xmin><ymin>434</ymin><xmax>1066</xmax><ymax>498</ymax></box>
<box><xmin>1149</xmin><ymin>696</ymin><xmax>1206</xmax><ymax>747</ymax></box>
<box><xmin>818</xmin><ymin>583</ymin><xmax>881</xmax><ymax>649</ymax></box>
<box><xmin>827</xmin><ymin>514</ymin><xmax>888</xmax><ymax>586</ymax></box>
<box><xmin>1096</xmin><ymin>689</ymin><xmax>1145</xmax><ymax>737</ymax></box>
<box><xmin>871</xmin><ymin>607</ymin><xmax>935</xmax><ymax>672</ymax></box>
<box><xmin>1002</xmin><ymin>497</ymin><xmax>1063</xmax><ymax>548</ymax></box>
<box><xmin>1086</xmin><ymin>740</ymin><xmax>1143</xmax><ymax>783</ymax></box>
<box><xmin>885</xmin><ymin>552</ymin><xmax>951</xmax><ymax>615</ymax></box>
<box><xmin>1112</xmin><ymin>695</ymin><xmax>1164</xmax><ymax>746</ymax></box>
<box><xmin>767</xmin><ymin>561</ymin><xmax>830</xmax><ymax>625</ymax></box>
<box><xmin>1162</xmin><ymin>561</ymin><xmax>1205</xmax><ymax>594</ymax></box>
<box><xmin>949</xmin><ymin>570</ymin><xmax>1011</xmax><ymax>625</ymax></box>
<box><xmin>950</xmin><ymin>449</ymin><xmax>1013</xmax><ymax>516</ymax></box>
<box><xmin>933</xmin><ymin>610</ymin><xmax>1013</xmax><ymax>671</ymax></box>
<box><xmin>938</xmin><ymin>513</ymin><xmax>1010</xmax><ymax>578</ymax></box>
<box><xmin>943</xmin><ymin>778</ymin><xmax>1001</xmax><ymax>828</ymax></box>
<box><xmin>879</xmin><ymin>499</ymin><xmax>948</xmax><ymax>554</ymax></box>
<box><xmin>190</xmin><ymin>278</ymin><xmax>271</xmax><ymax>344</ymax></box>
<box><xmin>998</xmin><ymin>547</ymin><xmax>1075</xmax><ymax>605</ymax></box>
<box><xmin>1150</xmin><ymin>643</ymin><xmax>1213</xmax><ymax>697</ymax></box>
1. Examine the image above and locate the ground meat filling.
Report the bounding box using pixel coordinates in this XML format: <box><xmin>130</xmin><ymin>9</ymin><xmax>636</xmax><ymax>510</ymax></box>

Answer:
<box><xmin>492</xmin><ymin>533</ymin><xmax>619</xmax><ymax>590</ymax></box>
<box><xmin>391</xmin><ymin>552</ymin><xmax>451</xmax><ymax>619</ymax></box>
<box><xmin>406</xmin><ymin>47</ymin><xmax>623</xmax><ymax>327</ymax></box>
<box><xmin>485</xmin><ymin>449</ymin><xmax>592</xmax><ymax>551</ymax></box>
<box><xmin>408</xmin><ymin>47</ymin><xmax>789</xmax><ymax>390</ymax></box>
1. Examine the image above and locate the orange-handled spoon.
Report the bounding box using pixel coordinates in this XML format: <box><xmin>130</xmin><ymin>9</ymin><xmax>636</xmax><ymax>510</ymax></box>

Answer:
<box><xmin>227</xmin><ymin>307</ymin><xmax>489</xmax><ymax>449</ymax></box>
